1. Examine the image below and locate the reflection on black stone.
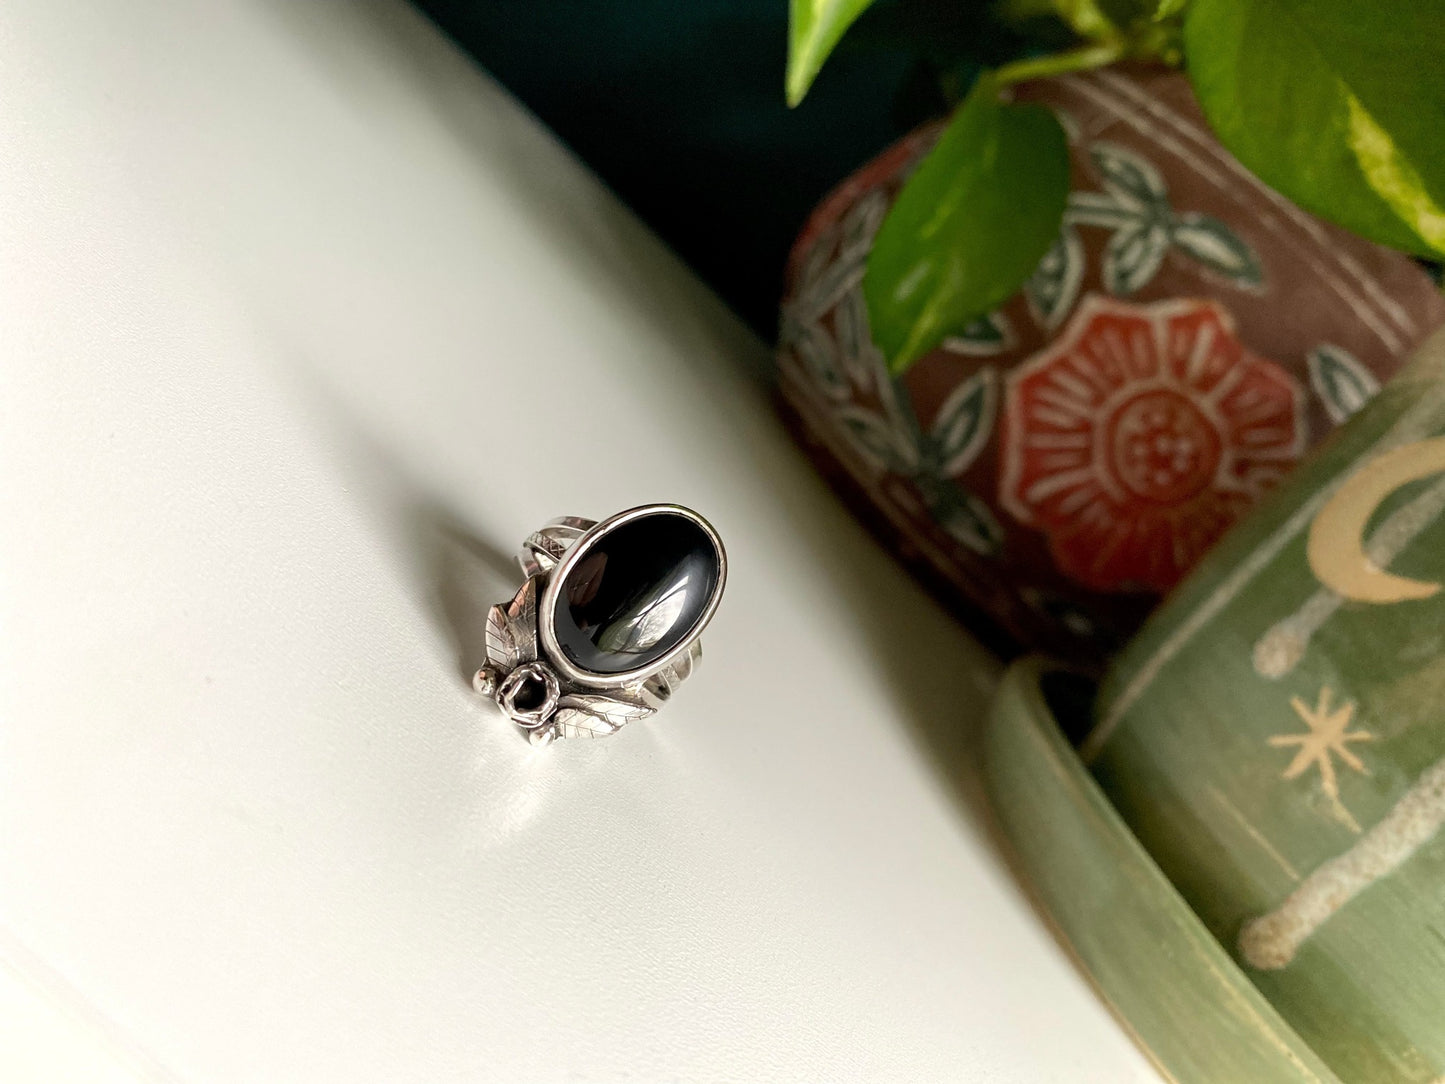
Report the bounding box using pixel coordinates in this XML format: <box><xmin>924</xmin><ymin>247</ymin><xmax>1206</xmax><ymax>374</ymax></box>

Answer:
<box><xmin>552</xmin><ymin>512</ymin><xmax>720</xmax><ymax>675</ymax></box>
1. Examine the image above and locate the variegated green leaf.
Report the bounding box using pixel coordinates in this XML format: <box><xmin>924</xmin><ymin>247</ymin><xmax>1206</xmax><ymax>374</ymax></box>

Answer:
<box><xmin>1184</xmin><ymin>0</ymin><xmax>1445</xmax><ymax>257</ymax></box>
<box><xmin>1103</xmin><ymin>222</ymin><xmax>1170</xmax><ymax>295</ymax></box>
<box><xmin>1308</xmin><ymin>343</ymin><xmax>1381</xmax><ymax>423</ymax></box>
<box><xmin>931</xmin><ymin>368</ymin><xmax>998</xmax><ymax>476</ymax></box>
<box><xmin>786</xmin><ymin>0</ymin><xmax>875</xmax><ymax>107</ymax></box>
<box><xmin>1170</xmin><ymin>213</ymin><xmax>1264</xmax><ymax>288</ymax></box>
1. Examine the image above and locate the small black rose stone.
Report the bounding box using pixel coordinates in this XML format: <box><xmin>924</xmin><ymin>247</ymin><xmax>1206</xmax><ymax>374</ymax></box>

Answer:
<box><xmin>552</xmin><ymin>512</ymin><xmax>720</xmax><ymax>675</ymax></box>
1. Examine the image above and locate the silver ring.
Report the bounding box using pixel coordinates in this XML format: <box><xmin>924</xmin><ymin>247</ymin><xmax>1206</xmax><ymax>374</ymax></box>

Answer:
<box><xmin>473</xmin><ymin>503</ymin><xmax>727</xmax><ymax>745</ymax></box>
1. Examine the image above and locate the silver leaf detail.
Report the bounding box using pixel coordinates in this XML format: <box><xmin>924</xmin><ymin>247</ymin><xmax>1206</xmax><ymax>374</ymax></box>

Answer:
<box><xmin>484</xmin><ymin>603</ymin><xmax>517</xmax><ymax>671</ymax></box>
<box><xmin>505</xmin><ymin>575</ymin><xmax>539</xmax><ymax>665</ymax></box>
<box><xmin>643</xmin><ymin>642</ymin><xmax>700</xmax><ymax>707</ymax></box>
<box><xmin>551</xmin><ymin>693</ymin><xmax>654</xmax><ymax>740</ymax></box>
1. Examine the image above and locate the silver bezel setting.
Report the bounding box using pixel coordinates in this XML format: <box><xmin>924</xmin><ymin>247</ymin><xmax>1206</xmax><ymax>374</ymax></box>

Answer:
<box><xmin>537</xmin><ymin>503</ymin><xmax>727</xmax><ymax>690</ymax></box>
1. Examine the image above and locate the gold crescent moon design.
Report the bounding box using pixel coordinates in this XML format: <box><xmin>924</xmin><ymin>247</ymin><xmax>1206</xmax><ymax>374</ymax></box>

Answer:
<box><xmin>1307</xmin><ymin>436</ymin><xmax>1445</xmax><ymax>603</ymax></box>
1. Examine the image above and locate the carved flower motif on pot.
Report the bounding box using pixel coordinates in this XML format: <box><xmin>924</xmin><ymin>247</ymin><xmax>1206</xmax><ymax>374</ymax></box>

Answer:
<box><xmin>1000</xmin><ymin>296</ymin><xmax>1305</xmax><ymax>592</ymax></box>
<box><xmin>776</xmin><ymin>67</ymin><xmax>1445</xmax><ymax>661</ymax></box>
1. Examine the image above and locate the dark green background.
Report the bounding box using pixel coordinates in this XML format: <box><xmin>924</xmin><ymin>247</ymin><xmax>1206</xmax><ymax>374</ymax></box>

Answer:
<box><xmin>410</xmin><ymin>1</ymin><xmax>1020</xmax><ymax>336</ymax></box>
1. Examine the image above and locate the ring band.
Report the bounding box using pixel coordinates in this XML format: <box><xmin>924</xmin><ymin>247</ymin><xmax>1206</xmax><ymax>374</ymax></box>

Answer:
<box><xmin>474</xmin><ymin>503</ymin><xmax>726</xmax><ymax>745</ymax></box>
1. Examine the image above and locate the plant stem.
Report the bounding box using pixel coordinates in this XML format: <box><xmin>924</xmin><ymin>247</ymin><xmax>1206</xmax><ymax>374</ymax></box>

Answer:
<box><xmin>993</xmin><ymin>39</ymin><xmax>1128</xmax><ymax>87</ymax></box>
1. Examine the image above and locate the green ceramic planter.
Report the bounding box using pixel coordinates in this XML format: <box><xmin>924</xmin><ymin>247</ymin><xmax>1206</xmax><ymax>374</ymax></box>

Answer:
<box><xmin>1086</xmin><ymin>324</ymin><xmax>1445</xmax><ymax>1082</ymax></box>
<box><xmin>984</xmin><ymin>658</ymin><xmax>1342</xmax><ymax>1084</ymax></box>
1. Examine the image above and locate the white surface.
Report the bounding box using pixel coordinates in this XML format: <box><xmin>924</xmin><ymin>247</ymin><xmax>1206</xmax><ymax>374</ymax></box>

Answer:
<box><xmin>0</xmin><ymin>2</ymin><xmax>1159</xmax><ymax>1081</ymax></box>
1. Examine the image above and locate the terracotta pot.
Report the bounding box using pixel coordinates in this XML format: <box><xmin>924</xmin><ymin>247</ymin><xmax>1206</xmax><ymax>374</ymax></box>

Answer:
<box><xmin>1085</xmin><ymin>323</ymin><xmax>1445</xmax><ymax>1081</ymax></box>
<box><xmin>777</xmin><ymin>66</ymin><xmax>1445</xmax><ymax>665</ymax></box>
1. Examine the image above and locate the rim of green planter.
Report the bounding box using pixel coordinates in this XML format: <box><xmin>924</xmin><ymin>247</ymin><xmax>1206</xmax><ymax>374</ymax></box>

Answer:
<box><xmin>983</xmin><ymin>656</ymin><xmax>1343</xmax><ymax>1084</ymax></box>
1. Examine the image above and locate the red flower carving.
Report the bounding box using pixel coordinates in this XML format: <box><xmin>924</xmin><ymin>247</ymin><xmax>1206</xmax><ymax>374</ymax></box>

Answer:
<box><xmin>1000</xmin><ymin>296</ymin><xmax>1305</xmax><ymax>592</ymax></box>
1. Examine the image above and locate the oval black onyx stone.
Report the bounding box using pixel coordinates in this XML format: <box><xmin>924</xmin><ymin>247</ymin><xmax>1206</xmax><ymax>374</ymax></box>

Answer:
<box><xmin>552</xmin><ymin>511</ymin><xmax>720</xmax><ymax>676</ymax></box>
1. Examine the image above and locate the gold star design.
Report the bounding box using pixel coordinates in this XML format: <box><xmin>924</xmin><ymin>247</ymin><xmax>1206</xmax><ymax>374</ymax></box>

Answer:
<box><xmin>1268</xmin><ymin>686</ymin><xmax>1373</xmax><ymax>799</ymax></box>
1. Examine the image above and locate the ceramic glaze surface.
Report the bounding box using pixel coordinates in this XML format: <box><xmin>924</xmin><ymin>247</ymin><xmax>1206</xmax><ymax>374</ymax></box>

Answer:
<box><xmin>777</xmin><ymin>66</ymin><xmax>1445</xmax><ymax>663</ymax></box>
<box><xmin>1091</xmin><ymin>326</ymin><xmax>1445</xmax><ymax>1083</ymax></box>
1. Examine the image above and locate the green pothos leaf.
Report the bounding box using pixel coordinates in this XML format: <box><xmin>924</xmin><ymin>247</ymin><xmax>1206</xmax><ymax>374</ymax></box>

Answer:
<box><xmin>1184</xmin><ymin>0</ymin><xmax>1445</xmax><ymax>257</ymax></box>
<box><xmin>786</xmin><ymin>0</ymin><xmax>875</xmax><ymax>107</ymax></box>
<box><xmin>864</xmin><ymin>74</ymin><xmax>1070</xmax><ymax>373</ymax></box>
<box><xmin>1094</xmin><ymin>0</ymin><xmax>1185</xmax><ymax>29</ymax></box>
<box><xmin>1049</xmin><ymin>0</ymin><xmax>1121</xmax><ymax>39</ymax></box>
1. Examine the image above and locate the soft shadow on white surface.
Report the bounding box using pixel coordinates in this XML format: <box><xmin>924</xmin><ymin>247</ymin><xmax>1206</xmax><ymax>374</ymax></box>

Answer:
<box><xmin>0</xmin><ymin>931</ymin><xmax>170</xmax><ymax>1084</ymax></box>
<box><xmin>424</xmin><ymin>511</ymin><xmax>518</xmax><ymax>684</ymax></box>
<box><xmin>258</xmin><ymin>0</ymin><xmax>1007</xmax><ymax>832</ymax></box>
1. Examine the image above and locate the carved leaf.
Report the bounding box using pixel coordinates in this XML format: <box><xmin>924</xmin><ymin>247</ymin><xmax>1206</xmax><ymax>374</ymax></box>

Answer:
<box><xmin>835</xmin><ymin>406</ymin><xmax>919</xmax><ymax>474</ymax></box>
<box><xmin>941</xmin><ymin>310</ymin><xmax>1014</xmax><ymax>358</ymax></box>
<box><xmin>1103</xmin><ymin>221</ymin><xmax>1170</xmax><ymax>296</ymax></box>
<box><xmin>1025</xmin><ymin>226</ymin><xmax>1085</xmax><ymax>331</ymax></box>
<box><xmin>839</xmin><ymin>188</ymin><xmax>888</xmax><ymax>260</ymax></box>
<box><xmin>791</xmin><ymin>318</ymin><xmax>849</xmax><ymax>400</ymax></box>
<box><xmin>1170</xmin><ymin>213</ymin><xmax>1264</xmax><ymax>288</ymax></box>
<box><xmin>833</xmin><ymin>289</ymin><xmax>884</xmax><ymax>389</ymax></box>
<box><xmin>1308</xmin><ymin>343</ymin><xmax>1381</xmax><ymax>423</ymax></box>
<box><xmin>551</xmin><ymin>693</ymin><xmax>654</xmax><ymax>740</ymax></box>
<box><xmin>1090</xmin><ymin>142</ymin><xmax>1168</xmax><ymax>210</ymax></box>
<box><xmin>793</xmin><ymin>225</ymin><xmax>838</xmax><ymax>295</ymax></box>
<box><xmin>935</xmin><ymin>490</ymin><xmax>1003</xmax><ymax>556</ymax></box>
<box><xmin>931</xmin><ymin>367</ymin><xmax>997</xmax><ymax>476</ymax></box>
<box><xmin>642</xmin><ymin>643</ymin><xmax>701</xmax><ymax>709</ymax></box>
<box><xmin>504</xmin><ymin>575</ymin><xmax>539</xmax><ymax>664</ymax></box>
<box><xmin>1064</xmin><ymin>190</ymin><xmax>1142</xmax><ymax>231</ymax></box>
<box><xmin>484</xmin><ymin>604</ymin><xmax>517</xmax><ymax>671</ymax></box>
